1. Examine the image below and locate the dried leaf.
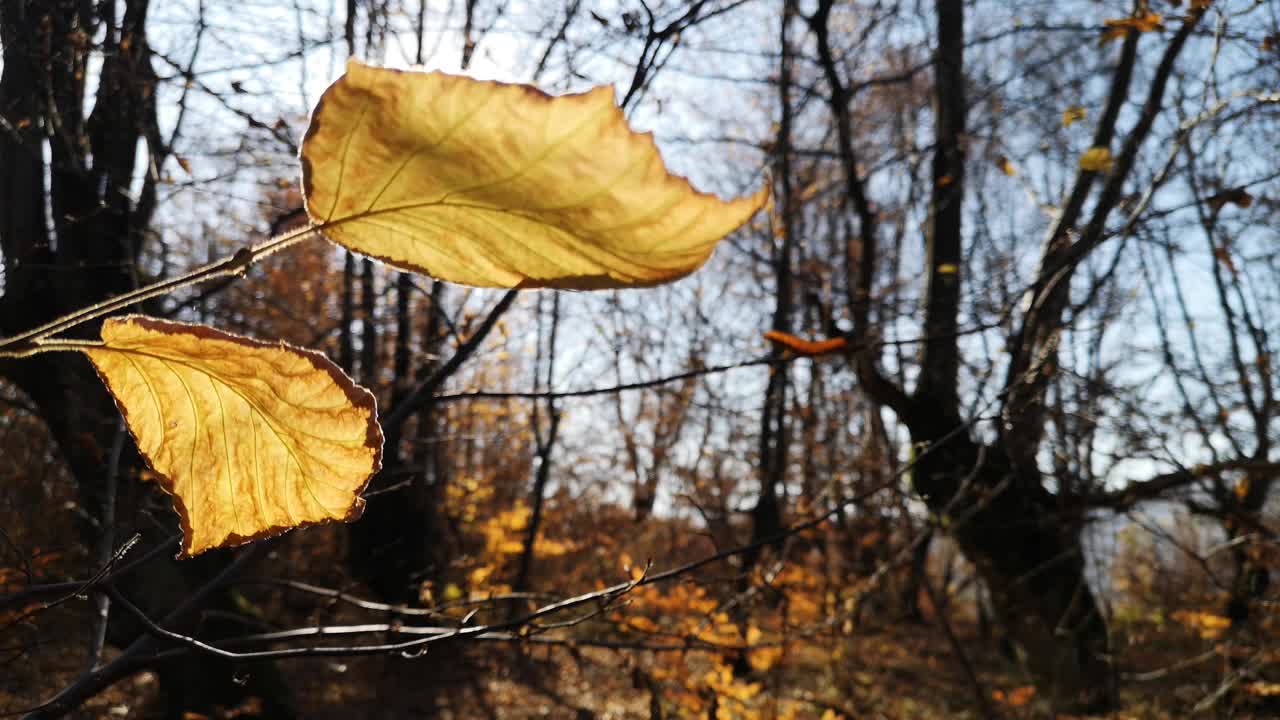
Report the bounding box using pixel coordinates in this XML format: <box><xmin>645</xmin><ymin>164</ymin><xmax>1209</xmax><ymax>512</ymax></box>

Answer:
<box><xmin>302</xmin><ymin>60</ymin><xmax>768</xmax><ymax>289</ymax></box>
<box><xmin>84</xmin><ymin>316</ymin><xmax>382</xmax><ymax>556</ymax></box>
<box><xmin>1079</xmin><ymin>146</ymin><xmax>1114</xmax><ymax>173</ymax></box>
<box><xmin>995</xmin><ymin>155</ymin><xmax>1016</xmax><ymax>176</ymax></box>
<box><xmin>992</xmin><ymin>685</ymin><xmax>1036</xmax><ymax>707</ymax></box>
<box><xmin>1062</xmin><ymin>105</ymin><xmax>1087</xmax><ymax>127</ymax></box>
<box><xmin>1212</xmin><ymin>244</ymin><xmax>1237</xmax><ymax>276</ymax></box>
<box><xmin>763</xmin><ymin>330</ymin><xmax>848</xmax><ymax>357</ymax></box>
<box><xmin>1206</xmin><ymin>187</ymin><xmax>1253</xmax><ymax>212</ymax></box>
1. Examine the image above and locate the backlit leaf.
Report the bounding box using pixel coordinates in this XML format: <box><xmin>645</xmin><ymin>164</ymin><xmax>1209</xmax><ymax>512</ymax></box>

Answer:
<box><xmin>84</xmin><ymin>316</ymin><xmax>382</xmax><ymax>557</ymax></box>
<box><xmin>301</xmin><ymin>59</ymin><xmax>768</xmax><ymax>289</ymax></box>
<box><xmin>1061</xmin><ymin>105</ymin><xmax>1087</xmax><ymax>127</ymax></box>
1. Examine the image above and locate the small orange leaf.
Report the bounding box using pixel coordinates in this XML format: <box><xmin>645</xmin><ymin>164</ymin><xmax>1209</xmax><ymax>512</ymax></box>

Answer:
<box><xmin>763</xmin><ymin>330</ymin><xmax>848</xmax><ymax>357</ymax></box>
<box><xmin>1062</xmin><ymin>105</ymin><xmax>1087</xmax><ymax>127</ymax></box>
<box><xmin>995</xmin><ymin>155</ymin><xmax>1016</xmax><ymax>176</ymax></box>
<box><xmin>1101</xmin><ymin>11</ymin><xmax>1164</xmax><ymax>45</ymax></box>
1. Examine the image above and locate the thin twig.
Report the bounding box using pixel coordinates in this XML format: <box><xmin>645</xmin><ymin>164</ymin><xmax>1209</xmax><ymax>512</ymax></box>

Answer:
<box><xmin>84</xmin><ymin>421</ymin><xmax>128</xmax><ymax>673</ymax></box>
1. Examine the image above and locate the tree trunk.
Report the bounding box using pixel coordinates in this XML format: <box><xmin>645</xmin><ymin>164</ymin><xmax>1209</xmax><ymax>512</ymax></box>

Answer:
<box><xmin>1</xmin><ymin>4</ymin><xmax>295</xmax><ymax>715</ymax></box>
<box><xmin>911</xmin><ymin>428</ymin><xmax>1112</xmax><ymax>713</ymax></box>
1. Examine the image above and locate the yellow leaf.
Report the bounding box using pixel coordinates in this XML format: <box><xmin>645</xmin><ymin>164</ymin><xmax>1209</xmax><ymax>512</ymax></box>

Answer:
<box><xmin>469</xmin><ymin>565</ymin><xmax>494</xmax><ymax>585</ymax></box>
<box><xmin>1079</xmin><ymin>146</ymin><xmax>1114</xmax><ymax>173</ymax></box>
<box><xmin>84</xmin><ymin>316</ymin><xmax>382</xmax><ymax>557</ymax></box>
<box><xmin>995</xmin><ymin>155</ymin><xmax>1016</xmax><ymax>176</ymax></box>
<box><xmin>936</xmin><ymin>263</ymin><xmax>959</xmax><ymax>275</ymax></box>
<box><xmin>1171</xmin><ymin>609</ymin><xmax>1232</xmax><ymax>639</ymax></box>
<box><xmin>748</xmin><ymin>644</ymin><xmax>783</xmax><ymax>672</ymax></box>
<box><xmin>1246</xmin><ymin>681</ymin><xmax>1280</xmax><ymax>697</ymax></box>
<box><xmin>301</xmin><ymin>59</ymin><xmax>768</xmax><ymax>289</ymax></box>
<box><xmin>1062</xmin><ymin>105</ymin><xmax>1087</xmax><ymax>127</ymax></box>
<box><xmin>497</xmin><ymin>540</ymin><xmax>526</xmax><ymax>554</ymax></box>
<box><xmin>625</xmin><ymin>615</ymin><xmax>660</xmax><ymax>633</ymax></box>
<box><xmin>763</xmin><ymin>330</ymin><xmax>848</xmax><ymax>357</ymax></box>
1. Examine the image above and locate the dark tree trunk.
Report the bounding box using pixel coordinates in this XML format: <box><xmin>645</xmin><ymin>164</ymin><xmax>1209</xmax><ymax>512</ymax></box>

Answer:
<box><xmin>513</xmin><ymin>293</ymin><xmax>562</xmax><ymax>596</ymax></box>
<box><xmin>806</xmin><ymin>0</ymin><xmax>1119</xmax><ymax>709</ymax></box>
<box><xmin>910</xmin><ymin>426</ymin><xmax>1112</xmax><ymax>712</ymax></box>
<box><xmin>0</xmin><ymin>3</ymin><xmax>296</xmax><ymax>716</ymax></box>
<box><xmin>347</xmin><ymin>279</ymin><xmax>454</xmax><ymax>603</ymax></box>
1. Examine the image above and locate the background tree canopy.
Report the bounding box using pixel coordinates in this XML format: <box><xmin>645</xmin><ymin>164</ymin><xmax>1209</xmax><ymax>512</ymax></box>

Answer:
<box><xmin>1</xmin><ymin>0</ymin><xmax>1278</xmax><ymax>718</ymax></box>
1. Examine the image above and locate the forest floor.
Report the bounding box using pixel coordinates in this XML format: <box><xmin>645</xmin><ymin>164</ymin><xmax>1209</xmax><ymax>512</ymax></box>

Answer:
<box><xmin>14</xmin><ymin>608</ymin><xmax>1273</xmax><ymax>719</ymax></box>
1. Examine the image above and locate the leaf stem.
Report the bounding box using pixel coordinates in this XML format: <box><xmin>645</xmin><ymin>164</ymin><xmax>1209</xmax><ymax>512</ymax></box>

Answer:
<box><xmin>0</xmin><ymin>225</ymin><xmax>319</xmax><ymax>358</ymax></box>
